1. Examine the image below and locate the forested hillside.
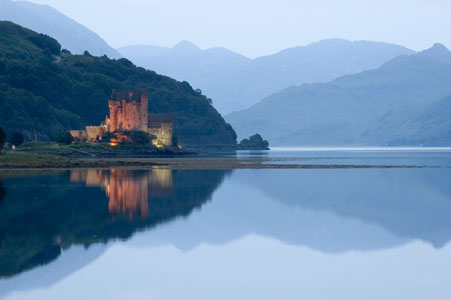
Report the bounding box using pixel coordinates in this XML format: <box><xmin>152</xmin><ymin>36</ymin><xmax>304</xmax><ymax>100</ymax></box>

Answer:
<box><xmin>0</xmin><ymin>21</ymin><xmax>236</xmax><ymax>146</ymax></box>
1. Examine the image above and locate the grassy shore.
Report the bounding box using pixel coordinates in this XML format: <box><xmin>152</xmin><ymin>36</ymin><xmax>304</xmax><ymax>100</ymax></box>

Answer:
<box><xmin>16</xmin><ymin>141</ymin><xmax>182</xmax><ymax>156</ymax></box>
<box><xmin>0</xmin><ymin>142</ymin><xmax>182</xmax><ymax>169</ymax></box>
<box><xmin>0</xmin><ymin>152</ymin><xmax>171</xmax><ymax>169</ymax></box>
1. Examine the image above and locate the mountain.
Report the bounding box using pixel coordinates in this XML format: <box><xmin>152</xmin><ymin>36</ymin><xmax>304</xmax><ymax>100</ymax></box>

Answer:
<box><xmin>226</xmin><ymin>44</ymin><xmax>451</xmax><ymax>146</ymax></box>
<box><xmin>361</xmin><ymin>94</ymin><xmax>451</xmax><ymax>146</ymax></box>
<box><xmin>119</xmin><ymin>39</ymin><xmax>414</xmax><ymax>114</ymax></box>
<box><xmin>0</xmin><ymin>21</ymin><xmax>236</xmax><ymax>146</ymax></box>
<box><xmin>0</xmin><ymin>0</ymin><xmax>121</xmax><ymax>58</ymax></box>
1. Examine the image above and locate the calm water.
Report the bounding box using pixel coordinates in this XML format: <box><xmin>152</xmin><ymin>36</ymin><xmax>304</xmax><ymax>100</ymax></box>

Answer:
<box><xmin>1</xmin><ymin>149</ymin><xmax>451</xmax><ymax>300</ymax></box>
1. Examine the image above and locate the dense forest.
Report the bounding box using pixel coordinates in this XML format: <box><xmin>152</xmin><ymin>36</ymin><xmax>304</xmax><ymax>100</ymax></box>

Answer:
<box><xmin>0</xmin><ymin>21</ymin><xmax>237</xmax><ymax>146</ymax></box>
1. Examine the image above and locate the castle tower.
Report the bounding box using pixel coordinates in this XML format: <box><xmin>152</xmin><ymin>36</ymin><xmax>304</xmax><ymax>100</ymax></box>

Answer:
<box><xmin>108</xmin><ymin>91</ymin><xmax>149</xmax><ymax>132</ymax></box>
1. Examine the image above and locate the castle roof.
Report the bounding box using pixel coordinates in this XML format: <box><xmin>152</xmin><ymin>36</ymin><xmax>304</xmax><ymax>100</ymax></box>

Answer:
<box><xmin>148</xmin><ymin>114</ymin><xmax>173</xmax><ymax>127</ymax></box>
<box><xmin>111</xmin><ymin>90</ymin><xmax>147</xmax><ymax>102</ymax></box>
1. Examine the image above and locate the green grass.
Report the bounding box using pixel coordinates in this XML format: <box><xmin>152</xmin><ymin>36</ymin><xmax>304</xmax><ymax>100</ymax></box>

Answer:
<box><xmin>0</xmin><ymin>142</ymin><xmax>182</xmax><ymax>168</ymax></box>
<box><xmin>16</xmin><ymin>141</ymin><xmax>161</xmax><ymax>155</ymax></box>
<box><xmin>0</xmin><ymin>152</ymin><xmax>71</xmax><ymax>167</ymax></box>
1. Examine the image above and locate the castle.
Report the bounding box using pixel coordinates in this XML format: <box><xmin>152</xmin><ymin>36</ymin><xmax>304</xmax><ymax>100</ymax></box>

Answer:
<box><xmin>70</xmin><ymin>91</ymin><xmax>174</xmax><ymax>147</ymax></box>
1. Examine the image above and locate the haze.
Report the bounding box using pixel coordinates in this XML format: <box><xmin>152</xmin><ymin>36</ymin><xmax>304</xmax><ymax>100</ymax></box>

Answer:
<box><xmin>24</xmin><ymin>0</ymin><xmax>451</xmax><ymax>58</ymax></box>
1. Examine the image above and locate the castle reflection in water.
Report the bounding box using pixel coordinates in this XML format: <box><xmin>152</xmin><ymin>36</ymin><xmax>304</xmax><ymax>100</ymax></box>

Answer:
<box><xmin>70</xmin><ymin>169</ymin><xmax>173</xmax><ymax>219</ymax></box>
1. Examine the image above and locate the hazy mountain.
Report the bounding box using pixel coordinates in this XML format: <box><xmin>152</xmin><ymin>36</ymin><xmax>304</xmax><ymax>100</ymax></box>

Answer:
<box><xmin>119</xmin><ymin>39</ymin><xmax>414</xmax><ymax>114</ymax></box>
<box><xmin>118</xmin><ymin>40</ymin><xmax>252</xmax><ymax>108</ymax></box>
<box><xmin>226</xmin><ymin>44</ymin><xmax>451</xmax><ymax>146</ymax></box>
<box><xmin>0</xmin><ymin>0</ymin><xmax>121</xmax><ymax>58</ymax></box>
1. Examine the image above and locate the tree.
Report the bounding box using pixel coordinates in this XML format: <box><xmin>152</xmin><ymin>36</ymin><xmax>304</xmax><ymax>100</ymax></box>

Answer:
<box><xmin>55</xmin><ymin>131</ymin><xmax>74</xmax><ymax>144</ymax></box>
<box><xmin>0</xmin><ymin>126</ymin><xmax>6</xmax><ymax>151</ymax></box>
<box><xmin>8</xmin><ymin>132</ymin><xmax>24</xmax><ymax>147</ymax></box>
<box><xmin>123</xmin><ymin>131</ymin><xmax>155</xmax><ymax>145</ymax></box>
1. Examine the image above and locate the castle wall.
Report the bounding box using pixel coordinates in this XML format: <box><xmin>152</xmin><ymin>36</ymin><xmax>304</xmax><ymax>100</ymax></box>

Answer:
<box><xmin>70</xmin><ymin>130</ymin><xmax>88</xmax><ymax>141</ymax></box>
<box><xmin>86</xmin><ymin>126</ymin><xmax>102</xmax><ymax>142</ymax></box>
<box><xmin>148</xmin><ymin>122</ymin><xmax>173</xmax><ymax>147</ymax></box>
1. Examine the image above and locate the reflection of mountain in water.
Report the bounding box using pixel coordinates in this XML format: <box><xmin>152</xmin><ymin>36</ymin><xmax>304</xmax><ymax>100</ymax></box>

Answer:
<box><xmin>127</xmin><ymin>168</ymin><xmax>451</xmax><ymax>255</ymax></box>
<box><xmin>129</xmin><ymin>179</ymin><xmax>409</xmax><ymax>254</ymax></box>
<box><xmin>237</xmin><ymin>169</ymin><xmax>451</xmax><ymax>248</ymax></box>
<box><xmin>0</xmin><ymin>169</ymin><xmax>230</xmax><ymax>278</ymax></box>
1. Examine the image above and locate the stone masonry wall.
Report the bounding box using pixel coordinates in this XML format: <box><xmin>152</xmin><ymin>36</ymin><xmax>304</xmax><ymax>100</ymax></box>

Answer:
<box><xmin>108</xmin><ymin>93</ymin><xmax>148</xmax><ymax>132</ymax></box>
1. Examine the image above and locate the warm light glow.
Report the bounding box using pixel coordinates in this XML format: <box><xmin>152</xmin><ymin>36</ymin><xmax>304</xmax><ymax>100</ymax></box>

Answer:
<box><xmin>70</xmin><ymin>169</ymin><xmax>174</xmax><ymax>220</ymax></box>
<box><xmin>152</xmin><ymin>139</ymin><xmax>164</xmax><ymax>149</ymax></box>
<box><xmin>109</xmin><ymin>132</ymin><xmax>130</xmax><ymax>146</ymax></box>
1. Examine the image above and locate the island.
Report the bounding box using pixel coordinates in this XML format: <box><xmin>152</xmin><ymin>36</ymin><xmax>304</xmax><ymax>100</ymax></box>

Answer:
<box><xmin>237</xmin><ymin>134</ymin><xmax>270</xmax><ymax>150</ymax></box>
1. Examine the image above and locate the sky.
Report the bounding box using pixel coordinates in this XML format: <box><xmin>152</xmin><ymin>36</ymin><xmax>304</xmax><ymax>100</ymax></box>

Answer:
<box><xmin>25</xmin><ymin>0</ymin><xmax>451</xmax><ymax>58</ymax></box>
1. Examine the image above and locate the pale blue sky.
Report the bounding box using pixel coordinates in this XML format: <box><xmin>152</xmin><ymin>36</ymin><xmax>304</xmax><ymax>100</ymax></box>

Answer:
<box><xmin>26</xmin><ymin>0</ymin><xmax>451</xmax><ymax>57</ymax></box>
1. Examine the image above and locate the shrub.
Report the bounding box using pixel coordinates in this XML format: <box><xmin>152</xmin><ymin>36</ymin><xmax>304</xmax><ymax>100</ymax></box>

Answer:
<box><xmin>8</xmin><ymin>132</ymin><xmax>24</xmax><ymax>147</ymax></box>
<box><xmin>125</xmin><ymin>131</ymin><xmax>155</xmax><ymax>145</ymax></box>
<box><xmin>55</xmin><ymin>131</ymin><xmax>74</xmax><ymax>144</ymax></box>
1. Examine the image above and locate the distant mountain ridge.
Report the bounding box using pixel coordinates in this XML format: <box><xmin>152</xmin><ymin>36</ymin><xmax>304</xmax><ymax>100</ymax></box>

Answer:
<box><xmin>118</xmin><ymin>40</ymin><xmax>252</xmax><ymax>113</ymax></box>
<box><xmin>118</xmin><ymin>39</ymin><xmax>415</xmax><ymax>114</ymax></box>
<box><xmin>0</xmin><ymin>0</ymin><xmax>121</xmax><ymax>58</ymax></box>
<box><xmin>226</xmin><ymin>44</ymin><xmax>451</xmax><ymax>146</ymax></box>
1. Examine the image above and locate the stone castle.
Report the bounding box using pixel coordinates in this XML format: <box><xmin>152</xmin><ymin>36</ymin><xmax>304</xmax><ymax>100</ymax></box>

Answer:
<box><xmin>70</xmin><ymin>91</ymin><xmax>174</xmax><ymax>147</ymax></box>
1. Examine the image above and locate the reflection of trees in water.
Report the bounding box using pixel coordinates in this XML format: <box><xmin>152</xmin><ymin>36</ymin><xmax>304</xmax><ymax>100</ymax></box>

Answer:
<box><xmin>0</xmin><ymin>169</ymin><xmax>231</xmax><ymax>278</ymax></box>
<box><xmin>0</xmin><ymin>180</ymin><xmax>5</xmax><ymax>202</ymax></box>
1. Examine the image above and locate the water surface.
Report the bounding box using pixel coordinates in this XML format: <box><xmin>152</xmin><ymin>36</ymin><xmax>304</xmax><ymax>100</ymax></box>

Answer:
<box><xmin>0</xmin><ymin>149</ymin><xmax>450</xmax><ymax>299</ymax></box>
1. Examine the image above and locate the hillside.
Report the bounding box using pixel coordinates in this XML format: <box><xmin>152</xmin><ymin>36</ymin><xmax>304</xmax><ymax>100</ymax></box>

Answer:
<box><xmin>226</xmin><ymin>44</ymin><xmax>451</xmax><ymax>146</ymax></box>
<box><xmin>0</xmin><ymin>21</ymin><xmax>236</xmax><ymax>146</ymax></box>
<box><xmin>0</xmin><ymin>0</ymin><xmax>121</xmax><ymax>58</ymax></box>
<box><xmin>119</xmin><ymin>39</ymin><xmax>414</xmax><ymax>114</ymax></box>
